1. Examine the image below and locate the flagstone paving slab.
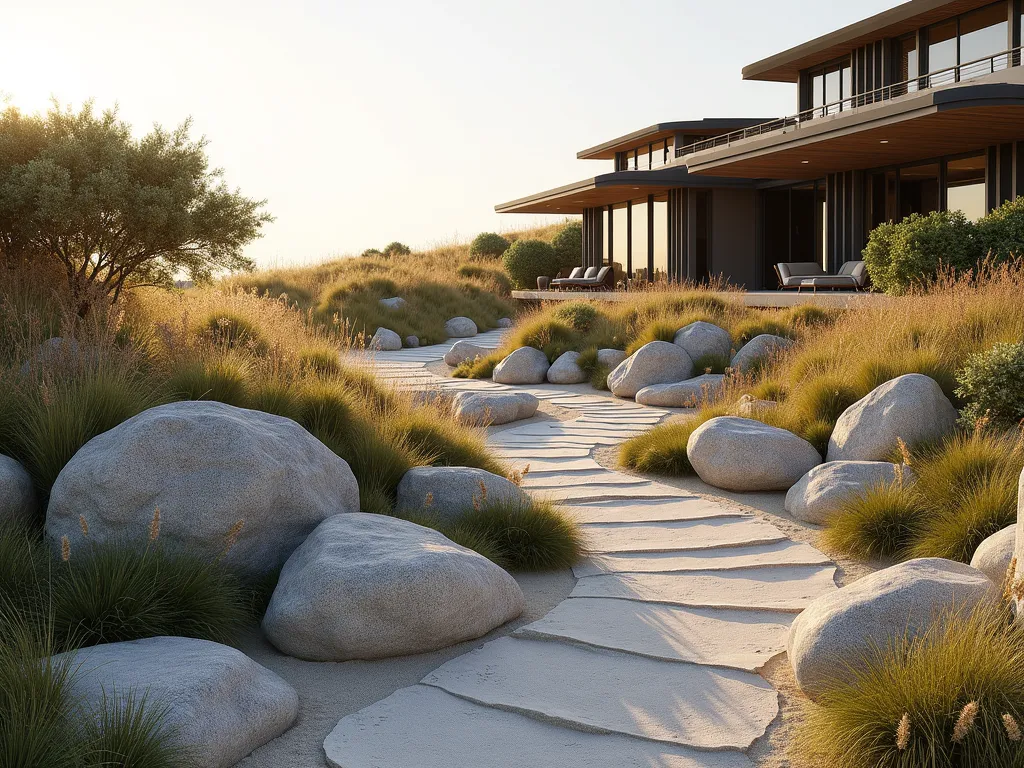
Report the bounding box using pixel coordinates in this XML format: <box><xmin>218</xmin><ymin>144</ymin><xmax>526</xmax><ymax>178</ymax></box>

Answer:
<box><xmin>422</xmin><ymin>637</ymin><xmax>778</xmax><ymax>750</ymax></box>
<box><xmin>565</xmin><ymin>497</ymin><xmax>746</xmax><ymax>523</ymax></box>
<box><xmin>324</xmin><ymin>685</ymin><xmax>755</xmax><ymax>768</ymax></box>
<box><xmin>581</xmin><ymin>519</ymin><xmax>789</xmax><ymax>553</ymax></box>
<box><xmin>575</xmin><ymin>539</ymin><xmax>834</xmax><ymax>577</ymax></box>
<box><xmin>572</xmin><ymin>566</ymin><xmax>838</xmax><ymax>612</ymax></box>
<box><xmin>516</xmin><ymin>598</ymin><xmax>793</xmax><ymax>670</ymax></box>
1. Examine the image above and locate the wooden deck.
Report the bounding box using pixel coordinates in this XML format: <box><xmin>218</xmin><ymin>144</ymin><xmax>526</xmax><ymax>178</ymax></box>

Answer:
<box><xmin>511</xmin><ymin>289</ymin><xmax>885</xmax><ymax>309</ymax></box>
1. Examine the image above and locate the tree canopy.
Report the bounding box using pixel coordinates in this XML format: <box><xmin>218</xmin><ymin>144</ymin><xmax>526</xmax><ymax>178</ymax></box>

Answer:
<box><xmin>0</xmin><ymin>101</ymin><xmax>271</xmax><ymax>310</ymax></box>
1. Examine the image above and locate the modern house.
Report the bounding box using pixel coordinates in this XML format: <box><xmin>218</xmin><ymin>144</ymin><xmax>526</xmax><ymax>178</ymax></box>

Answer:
<box><xmin>496</xmin><ymin>0</ymin><xmax>1024</xmax><ymax>289</ymax></box>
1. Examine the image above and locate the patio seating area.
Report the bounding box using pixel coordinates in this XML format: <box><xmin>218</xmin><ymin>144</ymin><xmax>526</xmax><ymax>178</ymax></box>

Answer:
<box><xmin>774</xmin><ymin>261</ymin><xmax>869</xmax><ymax>292</ymax></box>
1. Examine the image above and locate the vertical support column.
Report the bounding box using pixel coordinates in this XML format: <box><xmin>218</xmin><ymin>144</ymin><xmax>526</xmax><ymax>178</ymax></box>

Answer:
<box><xmin>1016</xmin><ymin>141</ymin><xmax>1024</xmax><ymax>200</ymax></box>
<box><xmin>667</xmin><ymin>188</ymin><xmax>687</xmax><ymax>283</ymax></box>
<box><xmin>626</xmin><ymin>203</ymin><xmax>633</xmax><ymax>277</ymax></box>
<box><xmin>606</xmin><ymin>204</ymin><xmax>614</xmax><ymax>266</ymax></box>
<box><xmin>1000</xmin><ymin>143</ymin><xmax>1014</xmax><ymax>206</ymax></box>
<box><xmin>988</xmin><ymin>146</ymin><xmax>1000</xmax><ymax>212</ymax></box>
<box><xmin>646</xmin><ymin>195</ymin><xmax>655</xmax><ymax>279</ymax></box>
<box><xmin>686</xmin><ymin>190</ymin><xmax>698</xmax><ymax>281</ymax></box>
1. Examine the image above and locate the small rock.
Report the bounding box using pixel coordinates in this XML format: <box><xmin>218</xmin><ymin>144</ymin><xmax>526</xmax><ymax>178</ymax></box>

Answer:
<box><xmin>45</xmin><ymin>401</ymin><xmax>359</xmax><ymax>579</ymax></box>
<box><xmin>608</xmin><ymin>342</ymin><xmax>694</xmax><ymax>399</ymax></box>
<box><xmin>673</xmin><ymin>321</ymin><xmax>732</xmax><ymax>362</ymax></box>
<box><xmin>262</xmin><ymin>514</ymin><xmax>525</xmax><ymax>661</ymax></box>
<box><xmin>452</xmin><ymin>391</ymin><xmax>538</xmax><ymax>426</ymax></box>
<box><xmin>547</xmin><ymin>351</ymin><xmax>588</xmax><ymax>384</ymax></box>
<box><xmin>827</xmin><ymin>374</ymin><xmax>958</xmax><ymax>462</ymax></box>
<box><xmin>444</xmin><ymin>340</ymin><xmax>489</xmax><ymax>367</ymax></box>
<box><xmin>54</xmin><ymin>636</ymin><xmax>298</xmax><ymax>768</ymax></box>
<box><xmin>493</xmin><ymin>347</ymin><xmax>550</xmax><ymax>385</ymax></box>
<box><xmin>379</xmin><ymin>297</ymin><xmax>407</xmax><ymax>310</ymax></box>
<box><xmin>445</xmin><ymin>317</ymin><xmax>478</xmax><ymax>338</ymax></box>
<box><xmin>596</xmin><ymin>349</ymin><xmax>627</xmax><ymax>369</ymax></box>
<box><xmin>785</xmin><ymin>461</ymin><xmax>910</xmax><ymax>525</ymax></box>
<box><xmin>731</xmin><ymin>334</ymin><xmax>794</xmax><ymax>373</ymax></box>
<box><xmin>404</xmin><ymin>335</ymin><xmax>420</xmax><ymax>348</ymax></box>
<box><xmin>735</xmin><ymin>394</ymin><xmax>779</xmax><ymax>417</ymax></box>
<box><xmin>687</xmin><ymin>416</ymin><xmax>821</xmax><ymax>492</ymax></box>
<box><xmin>788</xmin><ymin>558</ymin><xmax>996</xmax><ymax>700</ymax></box>
<box><xmin>0</xmin><ymin>455</ymin><xmax>37</xmax><ymax>527</ymax></box>
<box><xmin>497</xmin><ymin>317</ymin><xmax>514</xmax><ymax>329</ymax></box>
<box><xmin>395</xmin><ymin>466</ymin><xmax>529</xmax><ymax>524</ymax></box>
<box><xmin>972</xmin><ymin>525</ymin><xmax>1015</xmax><ymax>585</ymax></box>
<box><xmin>635</xmin><ymin>374</ymin><xmax>726</xmax><ymax>407</ymax></box>
<box><xmin>369</xmin><ymin>327</ymin><xmax>402</xmax><ymax>351</ymax></box>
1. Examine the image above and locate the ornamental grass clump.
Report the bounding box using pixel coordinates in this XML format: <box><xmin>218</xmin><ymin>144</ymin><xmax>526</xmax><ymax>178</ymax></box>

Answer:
<box><xmin>822</xmin><ymin>482</ymin><xmax>925</xmax><ymax>561</ymax></box>
<box><xmin>790</xmin><ymin>604</ymin><xmax>1024</xmax><ymax>768</ymax></box>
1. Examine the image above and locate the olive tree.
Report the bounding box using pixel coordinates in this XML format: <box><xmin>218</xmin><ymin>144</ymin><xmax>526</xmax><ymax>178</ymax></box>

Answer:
<box><xmin>0</xmin><ymin>102</ymin><xmax>271</xmax><ymax>311</ymax></box>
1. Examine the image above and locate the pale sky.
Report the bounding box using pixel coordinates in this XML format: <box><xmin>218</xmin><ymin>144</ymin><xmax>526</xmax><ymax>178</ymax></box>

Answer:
<box><xmin>3</xmin><ymin>0</ymin><xmax>897</xmax><ymax>267</ymax></box>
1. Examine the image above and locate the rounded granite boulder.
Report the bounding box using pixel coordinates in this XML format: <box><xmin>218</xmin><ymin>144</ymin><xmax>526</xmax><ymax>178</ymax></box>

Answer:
<box><xmin>452</xmin><ymin>391</ymin><xmax>539</xmax><ymax>426</ymax></box>
<box><xmin>635</xmin><ymin>374</ymin><xmax>726</xmax><ymax>408</ymax></box>
<box><xmin>608</xmin><ymin>341</ymin><xmax>693</xmax><ymax>399</ymax></box>
<box><xmin>369</xmin><ymin>327</ymin><xmax>403</xmax><ymax>351</ymax></box>
<box><xmin>493</xmin><ymin>347</ymin><xmax>550</xmax><ymax>385</ymax></box>
<box><xmin>673</xmin><ymin>321</ymin><xmax>733</xmax><ymax>363</ymax></box>
<box><xmin>444</xmin><ymin>340</ymin><xmax>489</xmax><ymax>367</ymax></box>
<box><xmin>972</xmin><ymin>524</ymin><xmax>1015</xmax><ymax>585</ymax></box>
<box><xmin>730</xmin><ymin>334</ymin><xmax>794</xmax><ymax>373</ymax></box>
<box><xmin>785</xmin><ymin>461</ymin><xmax>909</xmax><ymax>525</ymax></box>
<box><xmin>395</xmin><ymin>466</ymin><xmax>529</xmax><ymax>523</ymax></box>
<box><xmin>445</xmin><ymin>316</ymin><xmax>478</xmax><ymax>338</ymax></box>
<box><xmin>0</xmin><ymin>454</ymin><xmax>37</xmax><ymax>527</ymax></box>
<box><xmin>547</xmin><ymin>351</ymin><xmax>588</xmax><ymax>384</ymax></box>
<box><xmin>687</xmin><ymin>416</ymin><xmax>821</xmax><ymax>492</ymax></box>
<box><xmin>263</xmin><ymin>514</ymin><xmax>525</xmax><ymax>661</ymax></box>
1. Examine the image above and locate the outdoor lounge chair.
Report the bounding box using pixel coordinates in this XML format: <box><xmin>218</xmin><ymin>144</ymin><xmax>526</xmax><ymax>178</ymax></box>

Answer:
<box><xmin>556</xmin><ymin>265</ymin><xmax>614</xmax><ymax>291</ymax></box>
<box><xmin>550</xmin><ymin>266</ymin><xmax>588</xmax><ymax>289</ymax></box>
<box><xmin>774</xmin><ymin>260</ymin><xmax>868</xmax><ymax>292</ymax></box>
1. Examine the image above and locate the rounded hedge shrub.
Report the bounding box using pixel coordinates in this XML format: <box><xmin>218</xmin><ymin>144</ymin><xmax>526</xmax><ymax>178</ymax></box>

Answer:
<box><xmin>382</xmin><ymin>241</ymin><xmax>411</xmax><ymax>257</ymax></box>
<box><xmin>502</xmin><ymin>239</ymin><xmax>559</xmax><ymax>289</ymax></box>
<box><xmin>551</xmin><ymin>221</ymin><xmax>583</xmax><ymax>273</ymax></box>
<box><xmin>469</xmin><ymin>232</ymin><xmax>510</xmax><ymax>259</ymax></box>
<box><xmin>955</xmin><ymin>341</ymin><xmax>1024</xmax><ymax>429</ymax></box>
<box><xmin>977</xmin><ymin>195</ymin><xmax>1024</xmax><ymax>261</ymax></box>
<box><xmin>553</xmin><ymin>301</ymin><xmax>599</xmax><ymax>332</ymax></box>
<box><xmin>863</xmin><ymin>210</ymin><xmax>981</xmax><ymax>294</ymax></box>
<box><xmin>360</xmin><ymin>248</ymin><xmax>382</xmax><ymax>258</ymax></box>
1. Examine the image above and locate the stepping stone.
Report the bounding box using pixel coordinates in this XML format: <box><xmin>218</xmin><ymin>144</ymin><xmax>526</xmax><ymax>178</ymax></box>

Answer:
<box><xmin>423</xmin><ymin>637</ymin><xmax>777</xmax><ymax>751</ymax></box>
<box><xmin>574</xmin><ymin>539</ymin><xmax>834</xmax><ymax>576</ymax></box>
<box><xmin>540</xmin><ymin>484</ymin><xmax>681</xmax><ymax>502</ymax></box>
<box><xmin>324</xmin><ymin>685</ymin><xmax>754</xmax><ymax>768</ymax></box>
<box><xmin>582</xmin><ymin>518</ymin><xmax>788</xmax><ymax>553</ymax></box>
<box><xmin>517</xmin><ymin>598</ymin><xmax>793</xmax><ymax>670</ymax></box>
<box><xmin>572</xmin><ymin>565</ymin><xmax>838</xmax><ymax>612</ymax></box>
<box><xmin>566</xmin><ymin>497</ymin><xmax>745</xmax><ymax>524</ymax></box>
<box><xmin>503</xmin><ymin>458</ymin><xmax>604</xmax><ymax>473</ymax></box>
<box><xmin>497</xmin><ymin>433</ymin><xmax>632</xmax><ymax>446</ymax></box>
<box><xmin>494</xmin><ymin>448</ymin><xmax>592</xmax><ymax>459</ymax></box>
<box><xmin>523</xmin><ymin>473</ymin><xmax>650</xmax><ymax>488</ymax></box>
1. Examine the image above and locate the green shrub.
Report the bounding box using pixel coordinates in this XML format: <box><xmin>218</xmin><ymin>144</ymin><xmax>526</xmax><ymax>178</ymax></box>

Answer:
<box><xmin>791</xmin><ymin>604</ymin><xmax>1024</xmax><ymax>768</ymax></box>
<box><xmin>956</xmin><ymin>341</ymin><xmax>1024</xmax><ymax>430</ymax></box>
<box><xmin>553</xmin><ymin>301</ymin><xmax>599</xmax><ymax>332</ymax></box>
<box><xmin>382</xmin><ymin>241</ymin><xmax>411</xmax><ymax>257</ymax></box>
<box><xmin>977</xmin><ymin>195</ymin><xmax>1024</xmax><ymax>262</ymax></box>
<box><xmin>360</xmin><ymin>248</ymin><xmax>382</xmax><ymax>258</ymax></box>
<box><xmin>551</xmin><ymin>221</ymin><xmax>583</xmax><ymax>273</ymax></box>
<box><xmin>469</xmin><ymin>232</ymin><xmax>510</xmax><ymax>258</ymax></box>
<box><xmin>456</xmin><ymin>264</ymin><xmax>513</xmax><ymax>295</ymax></box>
<box><xmin>198</xmin><ymin>311</ymin><xmax>267</xmax><ymax>354</ymax></box>
<box><xmin>822</xmin><ymin>481</ymin><xmax>924</xmax><ymax>561</ymax></box>
<box><xmin>83</xmin><ymin>690</ymin><xmax>182</xmax><ymax>768</ymax></box>
<box><xmin>52</xmin><ymin>541</ymin><xmax>248</xmax><ymax>651</ymax></box>
<box><xmin>619</xmin><ymin>419</ymin><xmax>705</xmax><ymax>476</ymax></box>
<box><xmin>437</xmin><ymin>499</ymin><xmax>583</xmax><ymax>572</ymax></box>
<box><xmin>501</xmin><ymin>239</ymin><xmax>560</xmax><ymax>290</ymax></box>
<box><xmin>165</xmin><ymin>356</ymin><xmax>250</xmax><ymax>407</ymax></box>
<box><xmin>864</xmin><ymin>210</ymin><xmax>982</xmax><ymax>294</ymax></box>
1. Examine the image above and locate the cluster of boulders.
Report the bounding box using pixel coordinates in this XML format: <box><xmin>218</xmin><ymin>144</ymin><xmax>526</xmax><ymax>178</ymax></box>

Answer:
<box><xmin>370</xmin><ymin>313</ymin><xmax>512</xmax><ymax>351</ymax></box>
<box><xmin>3</xmin><ymin>400</ymin><xmax>532</xmax><ymax>766</ymax></box>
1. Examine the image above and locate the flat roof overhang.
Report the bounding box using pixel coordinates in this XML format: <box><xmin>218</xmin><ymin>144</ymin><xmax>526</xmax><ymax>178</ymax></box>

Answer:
<box><xmin>684</xmin><ymin>82</ymin><xmax>1024</xmax><ymax>179</ymax></box>
<box><xmin>744</xmin><ymin>0</ymin><xmax>999</xmax><ymax>83</ymax></box>
<box><xmin>576</xmin><ymin>119</ymin><xmax>775</xmax><ymax>160</ymax></box>
<box><xmin>494</xmin><ymin>168</ymin><xmax>756</xmax><ymax>215</ymax></box>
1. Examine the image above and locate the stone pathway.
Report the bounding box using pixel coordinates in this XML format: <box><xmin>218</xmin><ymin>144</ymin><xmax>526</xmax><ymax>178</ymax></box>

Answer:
<box><xmin>327</xmin><ymin>334</ymin><xmax>837</xmax><ymax>767</ymax></box>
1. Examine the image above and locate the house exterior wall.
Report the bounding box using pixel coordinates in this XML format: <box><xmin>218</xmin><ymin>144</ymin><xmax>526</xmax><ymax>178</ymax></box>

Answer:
<box><xmin>710</xmin><ymin>188</ymin><xmax>759</xmax><ymax>288</ymax></box>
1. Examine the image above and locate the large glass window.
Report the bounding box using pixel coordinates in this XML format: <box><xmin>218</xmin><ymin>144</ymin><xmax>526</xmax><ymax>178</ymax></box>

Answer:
<box><xmin>899</xmin><ymin>162</ymin><xmax>941</xmax><ymax>219</ymax></box>
<box><xmin>959</xmin><ymin>4</ymin><xmax>1009</xmax><ymax>72</ymax></box>
<box><xmin>653</xmin><ymin>198</ymin><xmax>668</xmax><ymax>281</ymax></box>
<box><xmin>927</xmin><ymin>20</ymin><xmax>958</xmax><ymax>85</ymax></box>
<box><xmin>631</xmin><ymin>200</ymin><xmax>648</xmax><ymax>279</ymax></box>
<box><xmin>895</xmin><ymin>34</ymin><xmax>919</xmax><ymax>91</ymax></box>
<box><xmin>806</xmin><ymin>60</ymin><xmax>852</xmax><ymax>116</ymax></box>
<box><xmin>946</xmin><ymin>153</ymin><xmax>987</xmax><ymax>221</ymax></box>
<box><xmin>613</xmin><ymin>205</ymin><xmax>629</xmax><ymax>273</ymax></box>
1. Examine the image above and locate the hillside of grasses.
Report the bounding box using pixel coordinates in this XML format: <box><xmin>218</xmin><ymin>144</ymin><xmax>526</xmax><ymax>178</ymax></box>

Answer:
<box><xmin>225</xmin><ymin>222</ymin><xmax>566</xmax><ymax>346</ymax></box>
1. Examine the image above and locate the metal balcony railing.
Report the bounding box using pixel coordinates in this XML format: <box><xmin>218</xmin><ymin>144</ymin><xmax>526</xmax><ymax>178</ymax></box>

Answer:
<box><xmin>676</xmin><ymin>46</ymin><xmax>1023</xmax><ymax>158</ymax></box>
<box><xmin>618</xmin><ymin>152</ymin><xmax>675</xmax><ymax>172</ymax></box>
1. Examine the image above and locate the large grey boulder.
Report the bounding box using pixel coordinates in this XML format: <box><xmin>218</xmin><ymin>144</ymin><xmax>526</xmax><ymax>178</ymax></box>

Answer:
<box><xmin>452</xmin><ymin>391</ymin><xmax>538</xmax><ymax>426</ymax></box>
<box><xmin>673</xmin><ymin>321</ymin><xmax>732</xmax><ymax>363</ymax></box>
<box><xmin>445</xmin><ymin>316</ymin><xmax>478</xmax><ymax>338</ymax></box>
<box><xmin>687</xmin><ymin>416</ymin><xmax>821</xmax><ymax>492</ymax></box>
<box><xmin>596</xmin><ymin>349</ymin><xmax>627</xmax><ymax>369</ymax></box>
<box><xmin>404</xmin><ymin>335</ymin><xmax>420</xmax><ymax>348</ymax></box>
<box><xmin>0</xmin><ymin>455</ymin><xmax>37</xmax><ymax>527</ymax></box>
<box><xmin>635</xmin><ymin>374</ymin><xmax>726</xmax><ymax>408</ymax></box>
<box><xmin>55</xmin><ymin>636</ymin><xmax>298</xmax><ymax>768</ymax></box>
<box><xmin>973</xmin><ymin>525</ymin><xmax>1015</xmax><ymax>585</ymax></box>
<box><xmin>444</xmin><ymin>340</ymin><xmax>489</xmax><ymax>367</ymax></box>
<box><xmin>263</xmin><ymin>514</ymin><xmax>525</xmax><ymax>661</ymax></box>
<box><xmin>607</xmin><ymin>341</ymin><xmax>694</xmax><ymax>399</ymax></box>
<box><xmin>396</xmin><ymin>466</ymin><xmax>529</xmax><ymax>523</ymax></box>
<box><xmin>827</xmin><ymin>374</ymin><xmax>958</xmax><ymax>462</ymax></box>
<box><xmin>493</xmin><ymin>347</ymin><xmax>549</xmax><ymax>385</ymax></box>
<box><xmin>379</xmin><ymin>296</ymin><xmax>406</xmax><ymax>310</ymax></box>
<box><xmin>497</xmin><ymin>317</ymin><xmax>514</xmax><ymax>329</ymax></box>
<box><xmin>45</xmin><ymin>402</ymin><xmax>359</xmax><ymax>578</ymax></box>
<box><xmin>789</xmin><ymin>558</ymin><xmax>996</xmax><ymax>700</ymax></box>
<box><xmin>547</xmin><ymin>351</ymin><xmax>587</xmax><ymax>384</ymax></box>
<box><xmin>785</xmin><ymin>461</ymin><xmax>909</xmax><ymax>525</ymax></box>
<box><xmin>731</xmin><ymin>334</ymin><xmax>794</xmax><ymax>373</ymax></box>
<box><xmin>369</xmin><ymin>327</ymin><xmax>402</xmax><ymax>351</ymax></box>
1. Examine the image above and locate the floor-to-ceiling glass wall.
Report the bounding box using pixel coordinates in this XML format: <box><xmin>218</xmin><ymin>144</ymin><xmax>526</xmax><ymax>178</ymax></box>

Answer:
<box><xmin>946</xmin><ymin>152</ymin><xmax>987</xmax><ymax>221</ymax></box>
<box><xmin>653</xmin><ymin>197</ymin><xmax>668</xmax><ymax>281</ymax></box>
<box><xmin>926</xmin><ymin>2</ymin><xmax>1011</xmax><ymax>87</ymax></box>
<box><xmin>761</xmin><ymin>180</ymin><xmax>826</xmax><ymax>287</ymax></box>
<box><xmin>612</xmin><ymin>205</ymin><xmax>629</xmax><ymax>273</ymax></box>
<box><xmin>631</xmin><ymin>199</ymin><xmax>648</xmax><ymax>279</ymax></box>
